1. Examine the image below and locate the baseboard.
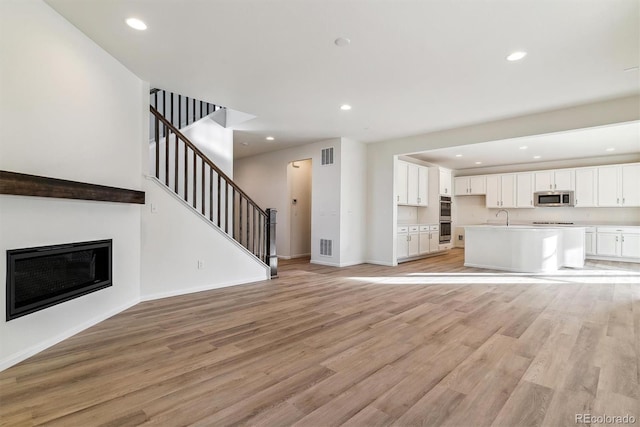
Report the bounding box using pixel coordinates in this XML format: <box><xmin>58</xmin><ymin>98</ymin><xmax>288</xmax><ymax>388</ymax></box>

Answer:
<box><xmin>585</xmin><ymin>255</ymin><xmax>640</xmax><ymax>264</ymax></box>
<box><xmin>0</xmin><ymin>299</ymin><xmax>140</xmax><ymax>372</ymax></box>
<box><xmin>365</xmin><ymin>259</ymin><xmax>397</xmax><ymax>266</ymax></box>
<box><xmin>337</xmin><ymin>260</ymin><xmax>366</xmax><ymax>267</ymax></box>
<box><xmin>310</xmin><ymin>259</ymin><xmax>341</xmax><ymax>267</ymax></box>
<box><xmin>141</xmin><ymin>276</ymin><xmax>268</xmax><ymax>302</ymax></box>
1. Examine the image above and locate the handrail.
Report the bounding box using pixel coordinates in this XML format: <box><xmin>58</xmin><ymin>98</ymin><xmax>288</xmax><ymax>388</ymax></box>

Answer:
<box><xmin>150</xmin><ymin>106</ymin><xmax>267</xmax><ymax>217</ymax></box>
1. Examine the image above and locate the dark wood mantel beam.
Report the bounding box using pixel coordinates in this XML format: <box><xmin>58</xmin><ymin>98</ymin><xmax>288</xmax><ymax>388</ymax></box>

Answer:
<box><xmin>0</xmin><ymin>170</ymin><xmax>145</xmax><ymax>204</ymax></box>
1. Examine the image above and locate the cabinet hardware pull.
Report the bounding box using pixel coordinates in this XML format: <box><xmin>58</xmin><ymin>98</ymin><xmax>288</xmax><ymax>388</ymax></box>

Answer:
<box><xmin>554</xmin><ymin>183</ymin><xmax>557</xmax><ymax>189</ymax></box>
<box><xmin>616</xmin><ymin>236</ymin><xmax>618</xmax><ymax>242</ymax></box>
<box><xmin>617</xmin><ymin>198</ymin><xmax>619</xmax><ymax>204</ymax></box>
<box><xmin>622</xmin><ymin>198</ymin><xmax>625</xmax><ymax>204</ymax></box>
<box><xmin>397</xmin><ymin>195</ymin><xmax>399</xmax><ymax>202</ymax></box>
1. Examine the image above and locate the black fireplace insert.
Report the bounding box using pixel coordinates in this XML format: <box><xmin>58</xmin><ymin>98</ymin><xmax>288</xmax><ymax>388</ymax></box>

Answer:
<box><xmin>6</xmin><ymin>239</ymin><xmax>112</xmax><ymax>320</ymax></box>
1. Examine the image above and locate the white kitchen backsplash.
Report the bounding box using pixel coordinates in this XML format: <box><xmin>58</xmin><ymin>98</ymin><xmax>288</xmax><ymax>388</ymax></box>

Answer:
<box><xmin>454</xmin><ymin>195</ymin><xmax>640</xmax><ymax>226</ymax></box>
<box><xmin>397</xmin><ymin>206</ymin><xmax>418</xmax><ymax>224</ymax></box>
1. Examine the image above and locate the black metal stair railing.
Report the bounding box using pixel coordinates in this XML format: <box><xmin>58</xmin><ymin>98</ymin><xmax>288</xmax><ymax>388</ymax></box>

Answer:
<box><xmin>149</xmin><ymin>94</ymin><xmax>277</xmax><ymax>277</ymax></box>
<box><xmin>150</xmin><ymin>88</ymin><xmax>222</xmax><ymax>130</ymax></box>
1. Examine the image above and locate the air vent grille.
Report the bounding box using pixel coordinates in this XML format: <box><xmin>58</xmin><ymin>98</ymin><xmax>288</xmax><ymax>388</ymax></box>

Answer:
<box><xmin>320</xmin><ymin>239</ymin><xmax>333</xmax><ymax>256</ymax></box>
<box><xmin>321</xmin><ymin>147</ymin><xmax>334</xmax><ymax>165</ymax></box>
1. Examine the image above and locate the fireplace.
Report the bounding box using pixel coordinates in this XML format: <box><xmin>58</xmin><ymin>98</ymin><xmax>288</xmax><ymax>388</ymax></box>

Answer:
<box><xmin>6</xmin><ymin>240</ymin><xmax>112</xmax><ymax>320</ymax></box>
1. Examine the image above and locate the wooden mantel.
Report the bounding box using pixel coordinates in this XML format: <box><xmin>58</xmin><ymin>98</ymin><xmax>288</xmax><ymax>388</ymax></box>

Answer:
<box><xmin>0</xmin><ymin>170</ymin><xmax>145</xmax><ymax>204</ymax></box>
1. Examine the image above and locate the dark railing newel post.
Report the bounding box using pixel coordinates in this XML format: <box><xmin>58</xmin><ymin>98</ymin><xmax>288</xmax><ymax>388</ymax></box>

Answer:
<box><xmin>266</xmin><ymin>208</ymin><xmax>278</xmax><ymax>278</ymax></box>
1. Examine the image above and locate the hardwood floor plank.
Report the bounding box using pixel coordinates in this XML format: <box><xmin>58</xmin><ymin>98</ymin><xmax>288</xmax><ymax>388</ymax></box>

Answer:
<box><xmin>0</xmin><ymin>250</ymin><xmax>637</xmax><ymax>426</ymax></box>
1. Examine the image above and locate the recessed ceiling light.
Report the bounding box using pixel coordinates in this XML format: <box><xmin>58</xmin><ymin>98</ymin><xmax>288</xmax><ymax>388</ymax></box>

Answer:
<box><xmin>241</xmin><ymin>142</ymin><xmax>249</xmax><ymax>146</ymax></box>
<box><xmin>126</xmin><ymin>18</ymin><xmax>147</xmax><ymax>30</ymax></box>
<box><xmin>265</xmin><ymin>136</ymin><xmax>275</xmax><ymax>141</ymax></box>
<box><xmin>475</xmin><ymin>161</ymin><xmax>482</xmax><ymax>165</ymax></box>
<box><xmin>340</xmin><ymin>104</ymin><xmax>352</xmax><ymax>111</ymax></box>
<box><xmin>605</xmin><ymin>147</ymin><xmax>615</xmax><ymax>152</ymax></box>
<box><xmin>533</xmin><ymin>155</ymin><xmax>541</xmax><ymax>159</ymax></box>
<box><xmin>519</xmin><ymin>146</ymin><xmax>528</xmax><ymax>150</ymax></box>
<box><xmin>335</xmin><ymin>37</ymin><xmax>351</xmax><ymax>47</ymax></box>
<box><xmin>507</xmin><ymin>51</ymin><xmax>527</xmax><ymax>62</ymax></box>
<box><xmin>455</xmin><ymin>154</ymin><xmax>463</xmax><ymax>157</ymax></box>
<box><xmin>624</xmin><ymin>66</ymin><xmax>639</xmax><ymax>72</ymax></box>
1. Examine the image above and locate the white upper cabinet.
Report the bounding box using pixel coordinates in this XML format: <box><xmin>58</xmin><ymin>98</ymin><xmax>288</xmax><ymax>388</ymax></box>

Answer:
<box><xmin>396</xmin><ymin>160</ymin><xmax>408</xmax><ymax>204</ymax></box>
<box><xmin>574</xmin><ymin>167</ymin><xmax>597</xmax><ymax>207</ymax></box>
<box><xmin>418</xmin><ymin>166</ymin><xmax>429</xmax><ymax>206</ymax></box>
<box><xmin>396</xmin><ymin>160</ymin><xmax>428</xmax><ymax>206</ymax></box>
<box><xmin>439</xmin><ymin>169</ymin><xmax>452</xmax><ymax>195</ymax></box>
<box><xmin>622</xmin><ymin>164</ymin><xmax>640</xmax><ymax>207</ymax></box>
<box><xmin>454</xmin><ymin>175</ymin><xmax>486</xmax><ymax>196</ymax></box>
<box><xmin>534</xmin><ymin>169</ymin><xmax>574</xmax><ymax>191</ymax></box>
<box><xmin>597</xmin><ymin>163</ymin><xmax>640</xmax><ymax>207</ymax></box>
<box><xmin>516</xmin><ymin>173</ymin><xmax>534</xmax><ymax>208</ymax></box>
<box><xmin>407</xmin><ymin>163</ymin><xmax>419</xmax><ymax>205</ymax></box>
<box><xmin>486</xmin><ymin>174</ymin><xmax>516</xmax><ymax>208</ymax></box>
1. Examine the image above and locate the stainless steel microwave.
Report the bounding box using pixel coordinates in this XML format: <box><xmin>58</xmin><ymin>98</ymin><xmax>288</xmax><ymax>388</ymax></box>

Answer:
<box><xmin>534</xmin><ymin>191</ymin><xmax>575</xmax><ymax>207</ymax></box>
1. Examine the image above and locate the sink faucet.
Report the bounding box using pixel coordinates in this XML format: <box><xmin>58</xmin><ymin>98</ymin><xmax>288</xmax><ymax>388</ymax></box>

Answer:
<box><xmin>496</xmin><ymin>209</ymin><xmax>509</xmax><ymax>226</ymax></box>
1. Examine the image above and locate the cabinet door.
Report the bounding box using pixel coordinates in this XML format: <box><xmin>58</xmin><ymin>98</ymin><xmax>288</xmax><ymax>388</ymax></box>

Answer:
<box><xmin>534</xmin><ymin>171</ymin><xmax>554</xmax><ymax>191</ymax></box>
<box><xmin>554</xmin><ymin>170</ymin><xmax>574</xmax><ymax>191</ymax></box>
<box><xmin>469</xmin><ymin>176</ymin><xmax>486</xmax><ymax>195</ymax></box>
<box><xmin>597</xmin><ymin>166</ymin><xmax>620</xmax><ymax>207</ymax></box>
<box><xmin>419</xmin><ymin>233</ymin><xmax>430</xmax><ymax>254</ymax></box>
<box><xmin>621</xmin><ymin>164</ymin><xmax>640</xmax><ymax>207</ymax></box>
<box><xmin>621</xmin><ymin>233</ymin><xmax>640</xmax><ymax>258</ymax></box>
<box><xmin>397</xmin><ymin>234</ymin><xmax>408</xmax><ymax>259</ymax></box>
<box><xmin>485</xmin><ymin>175</ymin><xmax>500</xmax><ymax>208</ymax></box>
<box><xmin>407</xmin><ymin>163</ymin><xmax>419</xmax><ymax>205</ymax></box>
<box><xmin>417</xmin><ymin>166</ymin><xmax>429</xmax><ymax>206</ymax></box>
<box><xmin>429</xmin><ymin>232</ymin><xmax>439</xmax><ymax>252</ymax></box>
<box><xmin>585</xmin><ymin>232</ymin><xmax>596</xmax><ymax>255</ymax></box>
<box><xmin>596</xmin><ymin>232</ymin><xmax>620</xmax><ymax>257</ymax></box>
<box><xmin>440</xmin><ymin>169</ymin><xmax>452</xmax><ymax>195</ymax></box>
<box><xmin>501</xmin><ymin>175</ymin><xmax>517</xmax><ymax>208</ymax></box>
<box><xmin>454</xmin><ymin>177</ymin><xmax>469</xmax><ymax>196</ymax></box>
<box><xmin>516</xmin><ymin>173</ymin><xmax>534</xmax><ymax>208</ymax></box>
<box><xmin>575</xmin><ymin>168</ymin><xmax>596</xmax><ymax>207</ymax></box>
<box><xmin>408</xmin><ymin>233</ymin><xmax>420</xmax><ymax>256</ymax></box>
<box><xmin>396</xmin><ymin>161</ymin><xmax>408</xmax><ymax>204</ymax></box>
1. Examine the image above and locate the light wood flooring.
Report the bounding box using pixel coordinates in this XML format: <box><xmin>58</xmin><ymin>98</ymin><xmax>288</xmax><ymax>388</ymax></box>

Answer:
<box><xmin>1</xmin><ymin>249</ymin><xmax>639</xmax><ymax>426</ymax></box>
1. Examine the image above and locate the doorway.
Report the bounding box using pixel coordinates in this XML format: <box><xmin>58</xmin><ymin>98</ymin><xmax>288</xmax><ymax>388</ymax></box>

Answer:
<box><xmin>287</xmin><ymin>159</ymin><xmax>312</xmax><ymax>259</ymax></box>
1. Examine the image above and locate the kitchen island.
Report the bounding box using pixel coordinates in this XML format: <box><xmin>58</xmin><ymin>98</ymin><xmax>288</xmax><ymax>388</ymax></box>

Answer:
<box><xmin>464</xmin><ymin>225</ymin><xmax>585</xmax><ymax>273</ymax></box>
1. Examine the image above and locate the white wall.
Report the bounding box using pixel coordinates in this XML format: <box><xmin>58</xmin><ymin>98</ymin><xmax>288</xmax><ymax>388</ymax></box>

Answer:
<box><xmin>340</xmin><ymin>139</ymin><xmax>367</xmax><ymax>266</ymax></box>
<box><xmin>367</xmin><ymin>95</ymin><xmax>640</xmax><ymax>265</ymax></box>
<box><xmin>140</xmin><ymin>179</ymin><xmax>268</xmax><ymax>300</ymax></box>
<box><xmin>181</xmin><ymin>117</ymin><xmax>234</xmax><ymax>178</ymax></box>
<box><xmin>288</xmin><ymin>159</ymin><xmax>312</xmax><ymax>258</ymax></box>
<box><xmin>0</xmin><ymin>0</ymin><xmax>145</xmax><ymax>369</ymax></box>
<box><xmin>234</xmin><ymin>138</ymin><xmax>342</xmax><ymax>264</ymax></box>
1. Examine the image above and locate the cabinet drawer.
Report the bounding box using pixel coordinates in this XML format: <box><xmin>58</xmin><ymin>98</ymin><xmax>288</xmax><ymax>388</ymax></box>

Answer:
<box><xmin>597</xmin><ymin>226</ymin><xmax>640</xmax><ymax>234</ymax></box>
<box><xmin>409</xmin><ymin>225</ymin><xmax>420</xmax><ymax>232</ymax></box>
<box><xmin>419</xmin><ymin>225</ymin><xmax>430</xmax><ymax>232</ymax></box>
<box><xmin>430</xmin><ymin>225</ymin><xmax>439</xmax><ymax>231</ymax></box>
<box><xmin>397</xmin><ymin>226</ymin><xmax>409</xmax><ymax>233</ymax></box>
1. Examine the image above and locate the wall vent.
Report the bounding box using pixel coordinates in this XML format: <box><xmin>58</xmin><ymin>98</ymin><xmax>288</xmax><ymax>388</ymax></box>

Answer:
<box><xmin>321</xmin><ymin>147</ymin><xmax>334</xmax><ymax>165</ymax></box>
<box><xmin>320</xmin><ymin>239</ymin><xmax>333</xmax><ymax>256</ymax></box>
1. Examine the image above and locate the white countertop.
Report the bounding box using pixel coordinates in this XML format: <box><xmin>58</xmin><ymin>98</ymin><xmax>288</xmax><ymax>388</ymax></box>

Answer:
<box><xmin>465</xmin><ymin>224</ymin><xmax>586</xmax><ymax>230</ymax></box>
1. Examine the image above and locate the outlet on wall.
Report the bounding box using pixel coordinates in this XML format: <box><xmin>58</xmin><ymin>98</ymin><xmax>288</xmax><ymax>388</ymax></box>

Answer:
<box><xmin>150</xmin><ymin>203</ymin><xmax>158</xmax><ymax>213</ymax></box>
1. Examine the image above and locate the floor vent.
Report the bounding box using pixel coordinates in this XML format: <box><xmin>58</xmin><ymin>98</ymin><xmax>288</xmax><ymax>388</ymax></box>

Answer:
<box><xmin>321</xmin><ymin>147</ymin><xmax>334</xmax><ymax>165</ymax></box>
<box><xmin>320</xmin><ymin>239</ymin><xmax>333</xmax><ymax>256</ymax></box>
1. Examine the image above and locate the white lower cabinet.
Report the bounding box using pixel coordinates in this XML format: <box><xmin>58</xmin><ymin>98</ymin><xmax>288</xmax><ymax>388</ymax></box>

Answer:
<box><xmin>397</xmin><ymin>226</ymin><xmax>409</xmax><ymax>259</ymax></box>
<box><xmin>594</xmin><ymin>227</ymin><xmax>640</xmax><ymax>260</ymax></box>
<box><xmin>408</xmin><ymin>226</ymin><xmax>420</xmax><ymax>257</ymax></box>
<box><xmin>585</xmin><ymin>228</ymin><xmax>596</xmax><ymax>256</ymax></box>
<box><xmin>398</xmin><ymin>224</ymin><xmax>442</xmax><ymax>260</ymax></box>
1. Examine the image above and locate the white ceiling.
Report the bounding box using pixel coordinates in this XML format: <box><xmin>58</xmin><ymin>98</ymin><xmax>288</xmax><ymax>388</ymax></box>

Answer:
<box><xmin>410</xmin><ymin>121</ymin><xmax>640</xmax><ymax>170</ymax></box>
<box><xmin>44</xmin><ymin>0</ymin><xmax>639</xmax><ymax>159</ymax></box>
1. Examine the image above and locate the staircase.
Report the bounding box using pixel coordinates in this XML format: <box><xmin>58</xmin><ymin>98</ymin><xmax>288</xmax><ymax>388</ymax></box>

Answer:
<box><xmin>149</xmin><ymin>88</ymin><xmax>277</xmax><ymax>277</ymax></box>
